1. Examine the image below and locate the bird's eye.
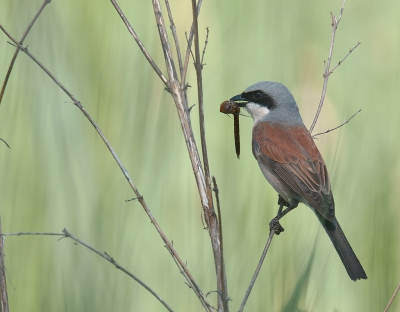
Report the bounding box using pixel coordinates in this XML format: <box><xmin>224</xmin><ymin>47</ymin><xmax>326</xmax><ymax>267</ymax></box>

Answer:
<box><xmin>254</xmin><ymin>92</ymin><xmax>263</xmax><ymax>100</ymax></box>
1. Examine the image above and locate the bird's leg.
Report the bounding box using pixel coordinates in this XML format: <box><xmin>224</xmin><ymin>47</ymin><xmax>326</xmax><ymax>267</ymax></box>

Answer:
<box><xmin>269</xmin><ymin>197</ymin><xmax>298</xmax><ymax>235</ymax></box>
<box><xmin>269</xmin><ymin>196</ymin><xmax>288</xmax><ymax>235</ymax></box>
<box><xmin>276</xmin><ymin>195</ymin><xmax>290</xmax><ymax>215</ymax></box>
<box><xmin>277</xmin><ymin>200</ymin><xmax>298</xmax><ymax>219</ymax></box>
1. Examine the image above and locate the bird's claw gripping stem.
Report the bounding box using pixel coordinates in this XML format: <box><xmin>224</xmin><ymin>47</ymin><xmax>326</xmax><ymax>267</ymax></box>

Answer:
<box><xmin>269</xmin><ymin>217</ymin><xmax>285</xmax><ymax>235</ymax></box>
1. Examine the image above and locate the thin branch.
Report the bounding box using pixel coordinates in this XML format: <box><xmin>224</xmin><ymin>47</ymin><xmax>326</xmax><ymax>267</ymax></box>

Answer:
<box><xmin>0</xmin><ymin>138</ymin><xmax>10</xmax><ymax>149</ymax></box>
<box><xmin>0</xmin><ymin>25</ymin><xmax>82</xmax><ymax>104</ymax></box>
<box><xmin>2</xmin><ymin>230</ymin><xmax>173</xmax><ymax>312</ymax></box>
<box><xmin>239</xmin><ymin>197</ymin><xmax>289</xmax><ymax>311</ymax></box>
<box><xmin>0</xmin><ymin>0</ymin><xmax>51</xmax><ymax>105</ymax></box>
<box><xmin>0</xmin><ymin>24</ymin><xmax>208</xmax><ymax>311</ymax></box>
<box><xmin>312</xmin><ymin>109</ymin><xmax>361</xmax><ymax>138</ymax></box>
<box><xmin>238</xmin><ymin>229</ymin><xmax>275</xmax><ymax>312</ymax></box>
<box><xmin>212</xmin><ymin>178</ymin><xmax>223</xmax><ymax>260</ymax></box>
<box><xmin>0</xmin><ymin>217</ymin><xmax>9</xmax><ymax>312</ymax></box>
<box><xmin>181</xmin><ymin>0</ymin><xmax>203</xmax><ymax>86</ymax></box>
<box><xmin>384</xmin><ymin>282</ymin><xmax>400</xmax><ymax>312</ymax></box>
<box><xmin>164</xmin><ymin>0</ymin><xmax>184</xmax><ymax>79</ymax></box>
<box><xmin>329</xmin><ymin>41</ymin><xmax>361</xmax><ymax>75</ymax></box>
<box><xmin>191</xmin><ymin>0</ymin><xmax>227</xmax><ymax>310</ymax></box>
<box><xmin>185</xmin><ymin>32</ymin><xmax>196</xmax><ymax>64</ymax></box>
<box><xmin>152</xmin><ymin>0</ymin><xmax>179</xmax><ymax>82</ymax></box>
<box><xmin>63</xmin><ymin>229</ymin><xmax>173</xmax><ymax>312</ymax></box>
<box><xmin>200</xmin><ymin>27</ymin><xmax>209</xmax><ymax>66</ymax></box>
<box><xmin>3</xmin><ymin>232</ymin><xmax>63</xmax><ymax>237</ymax></box>
<box><xmin>109</xmin><ymin>0</ymin><xmax>169</xmax><ymax>87</ymax></box>
<box><xmin>191</xmin><ymin>0</ymin><xmax>211</xmax><ymax>193</ymax></box>
<box><xmin>212</xmin><ymin>176</ymin><xmax>228</xmax><ymax>308</ymax></box>
<box><xmin>309</xmin><ymin>0</ymin><xmax>346</xmax><ymax>134</ymax></box>
<box><xmin>168</xmin><ymin>249</ymin><xmax>196</xmax><ymax>292</ymax></box>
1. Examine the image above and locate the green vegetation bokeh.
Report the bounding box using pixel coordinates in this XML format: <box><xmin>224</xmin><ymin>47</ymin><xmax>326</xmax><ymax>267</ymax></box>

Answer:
<box><xmin>1</xmin><ymin>0</ymin><xmax>399</xmax><ymax>311</ymax></box>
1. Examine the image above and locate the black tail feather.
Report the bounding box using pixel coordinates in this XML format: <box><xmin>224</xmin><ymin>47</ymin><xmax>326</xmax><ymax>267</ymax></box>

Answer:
<box><xmin>319</xmin><ymin>216</ymin><xmax>367</xmax><ymax>281</ymax></box>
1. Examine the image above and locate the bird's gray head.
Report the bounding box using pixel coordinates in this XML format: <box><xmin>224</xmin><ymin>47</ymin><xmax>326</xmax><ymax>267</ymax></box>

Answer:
<box><xmin>230</xmin><ymin>81</ymin><xmax>303</xmax><ymax>125</ymax></box>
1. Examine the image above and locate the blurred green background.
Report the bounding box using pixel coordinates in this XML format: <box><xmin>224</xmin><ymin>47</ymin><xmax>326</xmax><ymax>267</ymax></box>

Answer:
<box><xmin>0</xmin><ymin>0</ymin><xmax>399</xmax><ymax>311</ymax></box>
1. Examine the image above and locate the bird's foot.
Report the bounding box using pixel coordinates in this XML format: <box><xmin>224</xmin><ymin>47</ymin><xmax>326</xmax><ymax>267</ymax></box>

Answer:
<box><xmin>269</xmin><ymin>217</ymin><xmax>285</xmax><ymax>235</ymax></box>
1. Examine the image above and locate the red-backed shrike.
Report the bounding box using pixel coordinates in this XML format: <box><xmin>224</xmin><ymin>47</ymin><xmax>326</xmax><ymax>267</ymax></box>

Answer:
<box><xmin>230</xmin><ymin>81</ymin><xmax>367</xmax><ymax>281</ymax></box>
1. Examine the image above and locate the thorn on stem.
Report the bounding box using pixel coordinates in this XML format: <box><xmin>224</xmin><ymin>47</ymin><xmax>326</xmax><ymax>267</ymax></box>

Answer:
<box><xmin>125</xmin><ymin>196</ymin><xmax>143</xmax><ymax>202</ymax></box>
<box><xmin>188</xmin><ymin>104</ymin><xmax>196</xmax><ymax>112</ymax></box>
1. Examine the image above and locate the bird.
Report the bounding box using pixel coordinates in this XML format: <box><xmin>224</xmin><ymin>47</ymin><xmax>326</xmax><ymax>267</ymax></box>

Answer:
<box><xmin>229</xmin><ymin>81</ymin><xmax>367</xmax><ymax>281</ymax></box>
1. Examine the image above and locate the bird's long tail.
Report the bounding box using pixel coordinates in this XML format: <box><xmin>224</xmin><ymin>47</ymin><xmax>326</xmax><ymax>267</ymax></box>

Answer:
<box><xmin>318</xmin><ymin>216</ymin><xmax>367</xmax><ymax>281</ymax></box>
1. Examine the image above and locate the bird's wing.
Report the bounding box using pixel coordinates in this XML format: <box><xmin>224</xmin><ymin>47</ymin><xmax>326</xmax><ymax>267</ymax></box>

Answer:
<box><xmin>252</xmin><ymin>122</ymin><xmax>335</xmax><ymax>221</ymax></box>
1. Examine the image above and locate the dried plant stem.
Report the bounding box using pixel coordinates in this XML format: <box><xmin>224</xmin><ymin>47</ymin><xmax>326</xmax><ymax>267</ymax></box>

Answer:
<box><xmin>309</xmin><ymin>0</ymin><xmax>345</xmax><ymax>134</ymax></box>
<box><xmin>110</xmin><ymin>0</ymin><xmax>168</xmax><ymax>87</ymax></box>
<box><xmin>329</xmin><ymin>41</ymin><xmax>361</xmax><ymax>75</ymax></box>
<box><xmin>190</xmin><ymin>0</ymin><xmax>211</xmax><ymax>209</ymax></box>
<box><xmin>383</xmin><ymin>282</ymin><xmax>400</xmax><ymax>312</ymax></box>
<box><xmin>238</xmin><ymin>229</ymin><xmax>275</xmax><ymax>312</ymax></box>
<box><xmin>190</xmin><ymin>1</ymin><xmax>227</xmax><ymax>309</ymax></box>
<box><xmin>62</xmin><ymin>229</ymin><xmax>173</xmax><ymax>311</ymax></box>
<box><xmin>312</xmin><ymin>109</ymin><xmax>361</xmax><ymax>138</ymax></box>
<box><xmin>184</xmin><ymin>32</ymin><xmax>196</xmax><ymax>64</ymax></box>
<box><xmin>2</xmin><ymin>230</ymin><xmax>173</xmax><ymax>311</ymax></box>
<box><xmin>3</xmin><ymin>232</ymin><xmax>63</xmax><ymax>237</ymax></box>
<box><xmin>200</xmin><ymin>27</ymin><xmax>209</xmax><ymax>67</ymax></box>
<box><xmin>165</xmin><ymin>0</ymin><xmax>184</xmax><ymax>79</ymax></box>
<box><xmin>212</xmin><ymin>177</ymin><xmax>224</xmax><ymax>269</ymax></box>
<box><xmin>0</xmin><ymin>0</ymin><xmax>51</xmax><ymax>105</ymax></box>
<box><xmin>0</xmin><ymin>25</ymin><xmax>209</xmax><ymax>311</ymax></box>
<box><xmin>212</xmin><ymin>176</ymin><xmax>228</xmax><ymax>308</ymax></box>
<box><xmin>181</xmin><ymin>0</ymin><xmax>203</xmax><ymax>86</ymax></box>
<box><xmin>309</xmin><ymin>1</ymin><xmax>361</xmax><ymax>134</ymax></box>
<box><xmin>0</xmin><ymin>218</ymin><xmax>9</xmax><ymax>312</ymax></box>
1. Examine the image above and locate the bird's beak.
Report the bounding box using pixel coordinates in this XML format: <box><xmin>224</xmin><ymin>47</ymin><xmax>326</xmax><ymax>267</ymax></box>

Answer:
<box><xmin>230</xmin><ymin>94</ymin><xmax>248</xmax><ymax>107</ymax></box>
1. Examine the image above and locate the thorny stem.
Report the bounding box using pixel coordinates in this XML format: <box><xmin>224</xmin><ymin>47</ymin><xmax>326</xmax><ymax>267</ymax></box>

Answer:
<box><xmin>200</xmin><ymin>27</ymin><xmax>209</xmax><ymax>66</ymax></box>
<box><xmin>329</xmin><ymin>41</ymin><xmax>361</xmax><ymax>75</ymax></box>
<box><xmin>309</xmin><ymin>0</ymin><xmax>346</xmax><ymax>134</ymax></box>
